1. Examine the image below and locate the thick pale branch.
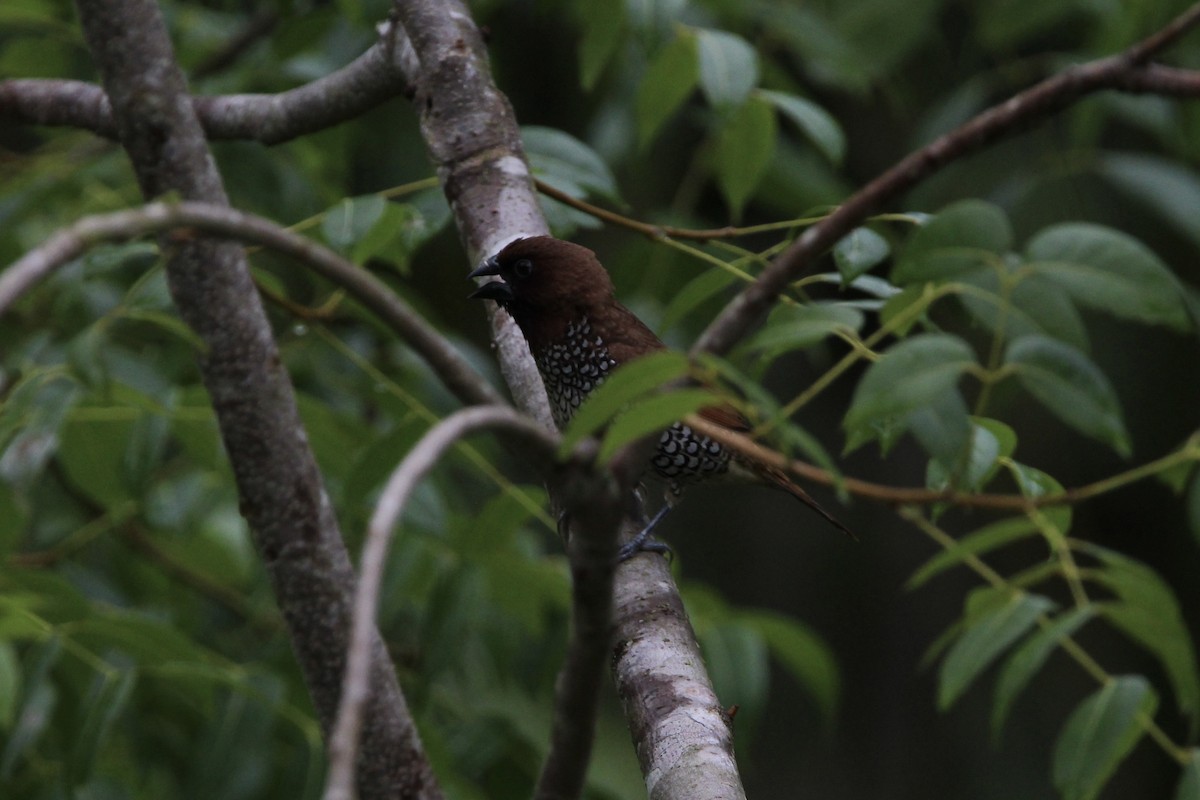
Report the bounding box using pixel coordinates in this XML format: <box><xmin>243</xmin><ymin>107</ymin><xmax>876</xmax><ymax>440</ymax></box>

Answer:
<box><xmin>0</xmin><ymin>201</ymin><xmax>501</xmax><ymax>409</ymax></box>
<box><xmin>693</xmin><ymin>3</ymin><xmax>1200</xmax><ymax>356</ymax></box>
<box><xmin>391</xmin><ymin>0</ymin><xmax>747</xmax><ymax>796</ymax></box>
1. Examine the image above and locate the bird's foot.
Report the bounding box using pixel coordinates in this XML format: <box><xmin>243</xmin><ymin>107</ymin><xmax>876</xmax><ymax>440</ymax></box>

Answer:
<box><xmin>617</xmin><ymin>505</ymin><xmax>673</xmax><ymax>563</ymax></box>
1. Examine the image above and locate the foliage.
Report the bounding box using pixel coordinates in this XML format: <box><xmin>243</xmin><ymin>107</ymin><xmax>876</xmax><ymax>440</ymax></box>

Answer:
<box><xmin>3</xmin><ymin>0</ymin><xmax>1200</xmax><ymax>798</ymax></box>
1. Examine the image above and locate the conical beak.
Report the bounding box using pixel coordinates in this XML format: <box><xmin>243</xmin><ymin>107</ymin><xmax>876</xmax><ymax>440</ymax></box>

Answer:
<box><xmin>468</xmin><ymin>256</ymin><xmax>512</xmax><ymax>301</ymax></box>
<box><xmin>468</xmin><ymin>256</ymin><xmax>501</xmax><ymax>279</ymax></box>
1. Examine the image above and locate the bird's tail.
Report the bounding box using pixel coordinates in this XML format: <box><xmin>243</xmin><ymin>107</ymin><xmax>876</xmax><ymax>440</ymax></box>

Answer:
<box><xmin>759</xmin><ymin>464</ymin><xmax>857</xmax><ymax>541</ymax></box>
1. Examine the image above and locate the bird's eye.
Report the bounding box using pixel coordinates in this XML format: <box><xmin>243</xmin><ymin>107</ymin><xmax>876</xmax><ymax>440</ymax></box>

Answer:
<box><xmin>513</xmin><ymin>258</ymin><xmax>534</xmax><ymax>279</ymax></box>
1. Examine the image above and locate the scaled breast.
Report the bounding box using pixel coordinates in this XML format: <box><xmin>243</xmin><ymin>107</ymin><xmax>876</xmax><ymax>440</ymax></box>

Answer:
<box><xmin>533</xmin><ymin>316</ymin><xmax>731</xmax><ymax>495</ymax></box>
<box><xmin>534</xmin><ymin>317</ymin><xmax>617</xmax><ymax>429</ymax></box>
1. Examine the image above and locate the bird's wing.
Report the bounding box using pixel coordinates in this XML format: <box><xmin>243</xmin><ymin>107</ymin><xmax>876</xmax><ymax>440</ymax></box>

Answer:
<box><xmin>696</xmin><ymin>403</ymin><xmax>753</xmax><ymax>433</ymax></box>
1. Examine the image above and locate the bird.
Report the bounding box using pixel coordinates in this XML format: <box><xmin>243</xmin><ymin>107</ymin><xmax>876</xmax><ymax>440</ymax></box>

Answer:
<box><xmin>468</xmin><ymin>235</ymin><xmax>851</xmax><ymax>559</ymax></box>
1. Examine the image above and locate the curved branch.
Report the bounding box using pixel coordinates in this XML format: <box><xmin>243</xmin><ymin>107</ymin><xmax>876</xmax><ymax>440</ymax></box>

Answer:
<box><xmin>0</xmin><ymin>201</ymin><xmax>502</xmax><ymax>409</ymax></box>
<box><xmin>326</xmin><ymin>406</ymin><xmax>564</xmax><ymax>800</ymax></box>
<box><xmin>693</xmin><ymin>3</ymin><xmax>1200</xmax><ymax>356</ymax></box>
<box><xmin>0</xmin><ymin>22</ymin><xmax>411</xmax><ymax>145</ymax></box>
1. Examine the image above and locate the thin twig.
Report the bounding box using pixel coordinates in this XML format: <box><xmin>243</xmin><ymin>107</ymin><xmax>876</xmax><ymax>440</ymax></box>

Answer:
<box><xmin>681</xmin><ymin>414</ymin><xmax>1200</xmax><ymax>511</ymax></box>
<box><xmin>324</xmin><ymin>406</ymin><xmax>562</xmax><ymax>800</ymax></box>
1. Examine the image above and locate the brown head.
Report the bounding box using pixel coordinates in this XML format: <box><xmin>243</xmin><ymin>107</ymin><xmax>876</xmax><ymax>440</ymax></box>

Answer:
<box><xmin>468</xmin><ymin>236</ymin><xmax>617</xmax><ymax>348</ymax></box>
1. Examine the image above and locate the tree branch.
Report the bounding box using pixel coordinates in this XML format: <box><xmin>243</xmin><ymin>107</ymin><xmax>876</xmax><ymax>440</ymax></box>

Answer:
<box><xmin>69</xmin><ymin>1</ymin><xmax>438</xmax><ymax>797</ymax></box>
<box><xmin>0</xmin><ymin>21</ymin><xmax>410</xmax><ymax>145</ymax></box>
<box><xmin>392</xmin><ymin>1</ymin><xmax>747</xmax><ymax>796</ymax></box>
<box><xmin>680</xmin><ymin>414</ymin><xmax>1200</xmax><ymax>512</ymax></box>
<box><xmin>326</xmin><ymin>406</ymin><xmax>565</xmax><ymax>800</ymax></box>
<box><xmin>0</xmin><ymin>200</ymin><xmax>502</xmax><ymax>409</ymax></box>
<box><xmin>693</xmin><ymin>3</ymin><xmax>1200</xmax><ymax>357</ymax></box>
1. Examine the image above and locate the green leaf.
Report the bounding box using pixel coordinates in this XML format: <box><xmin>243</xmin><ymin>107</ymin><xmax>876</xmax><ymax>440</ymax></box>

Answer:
<box><xmin>320</xmin><ymin>194</ymin><xmax>385</xmax><ymax>253</ymax></box>
<box><xmin>975</xmin><ymin>417</ymin><xmax>1017</xmax><ymax>462</ymax></box>
<box><xmin>0</xmin><ymin>635</ymin><xmax>61</xmax><ymax>780</ymax></box>
<box><xmin>578</xmin><ymin>0</ymin><xmax>625</xmax><ymax>90</ymax></box>
<box><xmin>1176</xmin><ymin>750</ymin><xmax>1200</xmax><ymax>800</ymax></box>
<box><xmin>1188</xmin><ymin>473</ymin><xmax>1200</xmax><ymax>547</ymax></box>
<box><xmin>909</xmin><ymin>390</ymin><xmax>972</xmax><ymax>475</ymax></box>
<box><xmin>957</xmin><ymin>271</ymin><xmax>1090</xmax><ymax>353</ymax></box>
<box><xmin>69</xmin><ymin>669</ymin><xmax>136</xmax><ymax>784</ymax></box>
<box><xmin>599</xmin><ymin>388</ymin><xmax>723</xmax><ymax>462</ymax></box>
<box><xmin>1005</xmin><ymin>335</ymin><xmax>1130</xmax><ymax>456</ymax></box>
<box><xmin>1095</xmin><ymin>152</ymin><xmax>1200</xmax><ymax>252</ymax></box>
<box><xmin>713</xmin><ymin>94</ymin><xmax>776</xmax><ymax>217</ymax></box>
<box><xmin>1078</xmin><ymin>543</ymin><xmax>1200</xmax><ymax>731</ymax></box>
<box><xmin>636</xmin><ymin>33</ymin><xmax>699</xmax><ymax>147</ymax></box>
<box><xmin>924</xmin><ymin>416</ymin><xmax>1005</xmax><ymax>492</ymax></box>
<box><xmin>1025</xmin><ymin>222</ymin><xmax>1190</xmax><ymax>331</ymax></box>
<box><xmin>122</xmin><ymin>408</ymin><xmax>171</xmax><ymax>492</ymax></box>
<box><xmin>741</xmin><ymin>303</ymin><xmax>863</xmax><ymax>361</ymax></box>
<box><xmin>695</xmin><ymin>28</ymin><xmax>758</xmax><ymax>110</ymax></box>
<box><xmin>907</xmin><ymin>517</ymin><xmax>1040</xmax><ymax>590</ymax></box>
<box><xmin>742</xmin><ymin>610</ymin><xmax>840</xmax><ymax>724</ymax></box>
<box><xmin>700</xmin><ymin>622</ymin><xmax>769</xmax><ymax>724</ymax></box>
<box><xmin>992</xmin><ymin>607</ymin><xmax>1096</xmax><ymax>738</ymax></box>
<box><xmin>350</xmin><ymin>202</ymin><xmax>424</xmax><ymax>271</ymax></box>
<box><xmin>662</xmin><ymin>267</ymin><xmax>738</xmax><ymax>333</ymax></box>
<box><xmin>976</xmin><ymin>0</ymin><xmax>1081</xmax><ymax>49</ymax></box>
<box><xmin>878</xmin><ymin>283</ymin><xmax>930</xmax><ymax>337</ymax></box>
<box><xmin>71</xmin><ymin>612</ymin><xmax>212</xmax><ymax>667</ymax></box>
<box><xmin>939</xmin><ymin>592</ymin><xmax>1055</xmax><ymax>709</ymax></box>
<box><xmin>559</xmin><ymin>350</ymin><xmax>691</xmax><ymax>454</ymax></box>
<box><xmin>58</xmin><ymin>410</ymin><xmax>137</xmax><ymax>509</ymax></box>
<box><xmin>1006</xmin><ymin>461</ymin><xmax>1072</xmax><ymax>531</ymax></box>
<box><xmin>0</xmin><ymin>641</ymin><xmax>18</xmax><ymax>731</ymax></box>
<box><xmin>758</xmin><ymin>89</ymin><xmax>846</xmax><ymax>165</ymax></box>
<box><xmin>1052</xmin><ymin>676</ymin><xmax>1157</xmax><ymax>800</ymax></box>
<box><xmin>523</xmin><ymin>125</ymin><xmax>619</xmax><ymax>201</ymax></box>
<box><xmin>832</xmin><ymin>226</ymin><xmax>889</xmax><ymax>282</ymax></box>
<box><xmin>633</xmin><ymin>33</ymin><xmax>700</xmax><ymax>146</ymax></box>
<box><xmin>892</xmin><ymin>200</ymin><xmax>1013</xmax><ymax>285</ymax></box>
<box><xmin>844</xmin><ymin>333</ymin><xmax>976</xmax><ymax>438</ymax></box>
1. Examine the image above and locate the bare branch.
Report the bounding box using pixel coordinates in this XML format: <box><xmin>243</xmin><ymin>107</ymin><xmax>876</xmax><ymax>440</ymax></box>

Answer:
<box><xmin>612</xmin><ymin>555</ymin><xmax>745</xmax><ymax>800</ymax></box>
<box><xmin>393</xmin><ymin>1</ymin><xmax>748</xmax><ymax>795</ymax></box>
<box><xmin>326</xmin><ymin>406</ymin><xmax>562</xmax><ymax>800</ymax></box>
<box><xmin>0</xmin><ymin>200</ymin><xmax>502</xmax><ymax>409</ymax></box>
<box><xmin>70</xmin><ymin>1</ymin><xmax>438</xmax><ymax>797</ymax></box>
<box><xmin>680</xmin><ymin>415</ymin><xmax>1200</xmax><ymax>513</ymax></box>
<box><xmin>0</xmin><ymin>22</ymin><xmax>410</xmax><ymax>145</ymax></box>
<box><xmin>693</xmin><ymin>3</ymin><xmax>1200</xmax><ymax>357</ymax></box>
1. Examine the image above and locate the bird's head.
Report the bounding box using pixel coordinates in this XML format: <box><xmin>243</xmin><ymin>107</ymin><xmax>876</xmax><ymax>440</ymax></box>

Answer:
<box><xmin>468</xmin><ymin>236</ymin><xmax>615</xmax><ymax>322</ymax></box>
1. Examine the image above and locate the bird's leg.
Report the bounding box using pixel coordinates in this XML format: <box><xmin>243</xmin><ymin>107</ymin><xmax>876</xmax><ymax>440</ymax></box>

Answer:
<box><xmin>617</xmin><ymin>504</ymin><xmax>673</xmax><ymax>562</ymax></box>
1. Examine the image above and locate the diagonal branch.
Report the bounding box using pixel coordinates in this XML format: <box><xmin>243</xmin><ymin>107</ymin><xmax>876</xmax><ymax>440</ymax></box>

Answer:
<box><xmin>693</xmin><ymin>2</ymin><xmax>1200</xmax><ymax>357</ymax></box>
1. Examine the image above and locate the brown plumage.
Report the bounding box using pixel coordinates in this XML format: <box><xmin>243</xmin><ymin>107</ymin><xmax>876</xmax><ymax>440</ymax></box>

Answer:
<box><xmin>469</xmin><ymin>235</ymin><xmax>851</xmax><ymax>554</ymax></box>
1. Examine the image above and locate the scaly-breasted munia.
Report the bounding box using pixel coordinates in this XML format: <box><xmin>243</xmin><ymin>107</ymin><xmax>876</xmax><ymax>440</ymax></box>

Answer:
<box><xmin>469</xmin><ymin>235</ymin><xmax>850</xmax><ymax>558</ymax></box>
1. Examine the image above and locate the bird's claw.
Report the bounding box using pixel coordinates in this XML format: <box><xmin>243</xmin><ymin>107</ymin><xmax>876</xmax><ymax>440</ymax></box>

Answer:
<box><xmin>616</xmin><ymin>504</ymin><xmax>673</xmax><ymax>563</ymax></box>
